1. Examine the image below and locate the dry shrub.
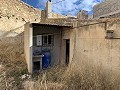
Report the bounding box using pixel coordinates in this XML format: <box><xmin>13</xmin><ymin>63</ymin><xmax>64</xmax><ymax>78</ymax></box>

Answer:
<box><xmin>23</xmin><ymin>67</ymin><xmax>68</xmax><ymax>90</ymax></box>
<box><xmin>24</xmin><ymin>81</ymin><xmax>67</xmax><ymax>90</ymax></box>
<box><xmin>0</xmin><ymin>37</ymin><xmax>24</xmax><ymax>63</ymax></box>
<box><xmin>0</xmin><ymin>36</ymin><xmax>27</xmax><ymax>90</ymax></box>
<box><xmin>22</xmin><ymin>59</ymin><xmax>120</xmax><ymax>90</ymax></box>
<box><xmin>34</xmin><ymin>82</ymin><xmax>67</xmax><ymax>90</ymax></box>
<box><xmin>31</xmin><ymin>59</ymin><xmax>120</xmax><ymax>90</ymax></box>
<box><xmin>62</xmin><ymin>59</ymin><xmax>120</xmax><ymax>90</ymax></box>
<box><xmin>25</xmin><ymin>61</ymin><xmax>120</xmax><ymax>90</ymax></box>
<box><xmin>35</xmin><ymin>67</ymin><xmax>67</xmax><ymax>90</ymax></box>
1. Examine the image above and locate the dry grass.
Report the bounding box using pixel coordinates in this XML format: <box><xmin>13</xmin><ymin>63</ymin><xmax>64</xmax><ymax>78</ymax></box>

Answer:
<box><xmin>62</xmin><ymin>62</ymin><xmax>120</xmax><ymax>90</ymax></box>
<box><xmin>23</xmin><ymin>62</ymin><xmax>120</xmax><ymax>90</ymax></box>
<box><xmin>0</xmin><ymin>37</ymin><xmax>27</xmax><ymax>90</ymax></box>
<box><xmin>1</xmin><ymin>37</ymin><xmax>120</xmax><ymax>90</ymax></box>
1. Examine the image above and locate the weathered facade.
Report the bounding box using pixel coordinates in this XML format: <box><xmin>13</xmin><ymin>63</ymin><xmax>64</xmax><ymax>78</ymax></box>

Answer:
<box><xmin>61</xmin><ymin>19</ymin><xmax>120</xmax><ymax>71</ymax></box>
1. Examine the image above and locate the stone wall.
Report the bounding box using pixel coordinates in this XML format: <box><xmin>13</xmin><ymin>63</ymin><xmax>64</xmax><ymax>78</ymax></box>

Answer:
<box><xmin>94</xmin><ymin>0</ymin><xmax>120</xmax><ymax>18</ymax></box>
<box><xmin>52</xmin><ymin>13</ymin><xmax>68</xmax><ymax>18</ymax></box>
<box><xmin>0</xmin><ymin>0</ymin><xmax>41</xmax><ymax>36</ymax></box>
<box><xmin>74</xmin><ymin>19</ymin><xmax>120</xmax><ymax>70</ymax></box>
<box><xmin>0</xmin><ymin>0</ymin><xmax>41</xmax><ymax>22</ymax></box>
<box><xmin>61</xmin><ymin>19</ymin><xmax>120</xmax><ymax>70</ymax></box>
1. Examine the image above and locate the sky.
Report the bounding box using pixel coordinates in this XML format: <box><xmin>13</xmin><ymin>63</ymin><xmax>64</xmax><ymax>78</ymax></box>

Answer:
<box><xmin>22</xmin><ymin>0</ymin><xmax>103</xmax><ymax>16</ymax></box>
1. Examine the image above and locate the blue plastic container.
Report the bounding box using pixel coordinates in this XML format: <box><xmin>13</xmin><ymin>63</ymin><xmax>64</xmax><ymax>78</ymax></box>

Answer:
<box><xmin>42</xmin><ymin>50</ymin><xmax>51</xmax><ymax>69</ymax></box>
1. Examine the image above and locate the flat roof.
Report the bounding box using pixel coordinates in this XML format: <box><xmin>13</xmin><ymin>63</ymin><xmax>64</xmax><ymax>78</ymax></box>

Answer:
<box><xmin>31</xmin><ymin>18</ymin><xmax>120</xmax><ymax>28</ymax></box>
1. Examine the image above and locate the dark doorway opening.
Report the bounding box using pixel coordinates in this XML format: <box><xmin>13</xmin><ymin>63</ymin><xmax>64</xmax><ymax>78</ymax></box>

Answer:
<box><xmin>33</xmin><ymin>61</ymin><xmax>40</xmax><ymax>71</ymax></box>
<box><xmin>66</xmin><ymin>39</ymin><xmax>70</xmax><ymax>65</ymax></box>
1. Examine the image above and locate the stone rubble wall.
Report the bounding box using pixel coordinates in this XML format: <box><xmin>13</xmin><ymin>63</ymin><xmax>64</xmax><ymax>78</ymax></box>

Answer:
<box><xmin>52</xmin><ymin>13</ymin><xmax>68</xmax><ymax>18</ymax></box>
<box><xmin>0</xmin><ymin>0</ymin><xmax>41</xmax><ymax>22</ymax></box>
<box><xmin>93</xmin><ymin>0</ymin><xmax>120</xmax><ymax>18</ymax></box>
<box><xmin>0</xmin><ymin>0</ymin><xmax>41</xmax><ymax>36</ymax></box>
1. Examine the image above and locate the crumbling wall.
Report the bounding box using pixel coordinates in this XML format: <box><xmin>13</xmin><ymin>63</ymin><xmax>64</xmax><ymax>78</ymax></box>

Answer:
<box><xmin>77</xmin><ymin>10</ymin><xmax>88</xmax><ymax>19</ymax></box>
<box><xmin>74</xmin><ymin>20</ymin><xmax>120</xmax><ymax>70</ymax></box>
<box><xmin>61</xmin><ymin>19</ymin><xmax>120</xmax><ymax>70</ymax></box>
<box><xmin>52</xmin><ymin>13</ymin><xmax>68</xmax><ymax>18</ymax></box>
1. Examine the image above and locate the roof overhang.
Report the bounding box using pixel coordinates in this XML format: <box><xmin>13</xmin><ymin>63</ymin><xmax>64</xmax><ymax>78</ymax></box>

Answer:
<box><xmin>31</xmin><ymin>22</ymin><xmax>73</xmax><ymax>28</ymax></box>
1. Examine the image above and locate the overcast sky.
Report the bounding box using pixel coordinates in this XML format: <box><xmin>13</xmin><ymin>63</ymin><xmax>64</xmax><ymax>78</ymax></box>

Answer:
<box><xmin>22</xmin><ymin>0</ymin><xmax>103</xmax><ymax>16</ymax></box>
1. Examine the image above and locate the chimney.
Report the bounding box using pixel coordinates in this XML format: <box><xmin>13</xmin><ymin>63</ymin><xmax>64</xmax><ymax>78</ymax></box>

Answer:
<box><xmin>77</xmin><ymin>10</ymin><xmax>88</xmax><ymax>19</ymax></box>
<box><xmin>46</xmin><ymin>0</ymin><xmax>52</xmax><ymax>18</ymax></box>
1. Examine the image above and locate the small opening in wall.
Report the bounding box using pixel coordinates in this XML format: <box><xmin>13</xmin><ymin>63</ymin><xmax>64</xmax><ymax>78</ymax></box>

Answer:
<box><xmin>106</xmin><ymin>30</ymin><xmax>114</xmax><ymax>39</ymax></box>
<box><xmin>33</xmin><ymin>61</ymin><xmax>40</xmax><ymax>71</ymax></box>
<box><xmin>100</xmin><ymin>17</ymin><xmax>105</xmax><ymax>18</ymax></box>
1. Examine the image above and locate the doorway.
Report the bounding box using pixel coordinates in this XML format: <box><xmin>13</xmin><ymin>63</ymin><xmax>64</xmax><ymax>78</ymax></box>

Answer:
<box><xmin>66</xmin><ymin>39</ymin><xmax>70</xmax><ymax>65</ymax></box>
<box><xmin>33</xmin><ymin>61</ymin><xmax>40</xmax><ymax>71</ymax></box>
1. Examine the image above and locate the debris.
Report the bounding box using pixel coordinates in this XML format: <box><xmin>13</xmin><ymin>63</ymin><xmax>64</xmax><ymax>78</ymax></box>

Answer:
<box><xmin>21</xmin><ymin>74</ymin><xmax>31</xmax><ymax>80</ymax></box>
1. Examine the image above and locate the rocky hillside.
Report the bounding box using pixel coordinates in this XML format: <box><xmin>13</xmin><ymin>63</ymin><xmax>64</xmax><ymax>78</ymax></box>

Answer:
<box><xmin>0</xmin><ymin>0</ymin><xmax>41</xmax><ymax>36</ymax></box>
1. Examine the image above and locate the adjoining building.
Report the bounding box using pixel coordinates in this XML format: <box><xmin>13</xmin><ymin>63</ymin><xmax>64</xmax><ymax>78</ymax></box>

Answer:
<box><xmin>42</xmin><ymin>0</ymin><xmax>89</xmax><ymax>20</ymax></box>
<box><xmin>77</xmin><ymin>10</ymin><xmax>88</xmax><ymax>19</ymax></box>
<box><xmin>42</xmin><ymin>0</ymin><xmax>78</xmax><ymax>19</ymax></box>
